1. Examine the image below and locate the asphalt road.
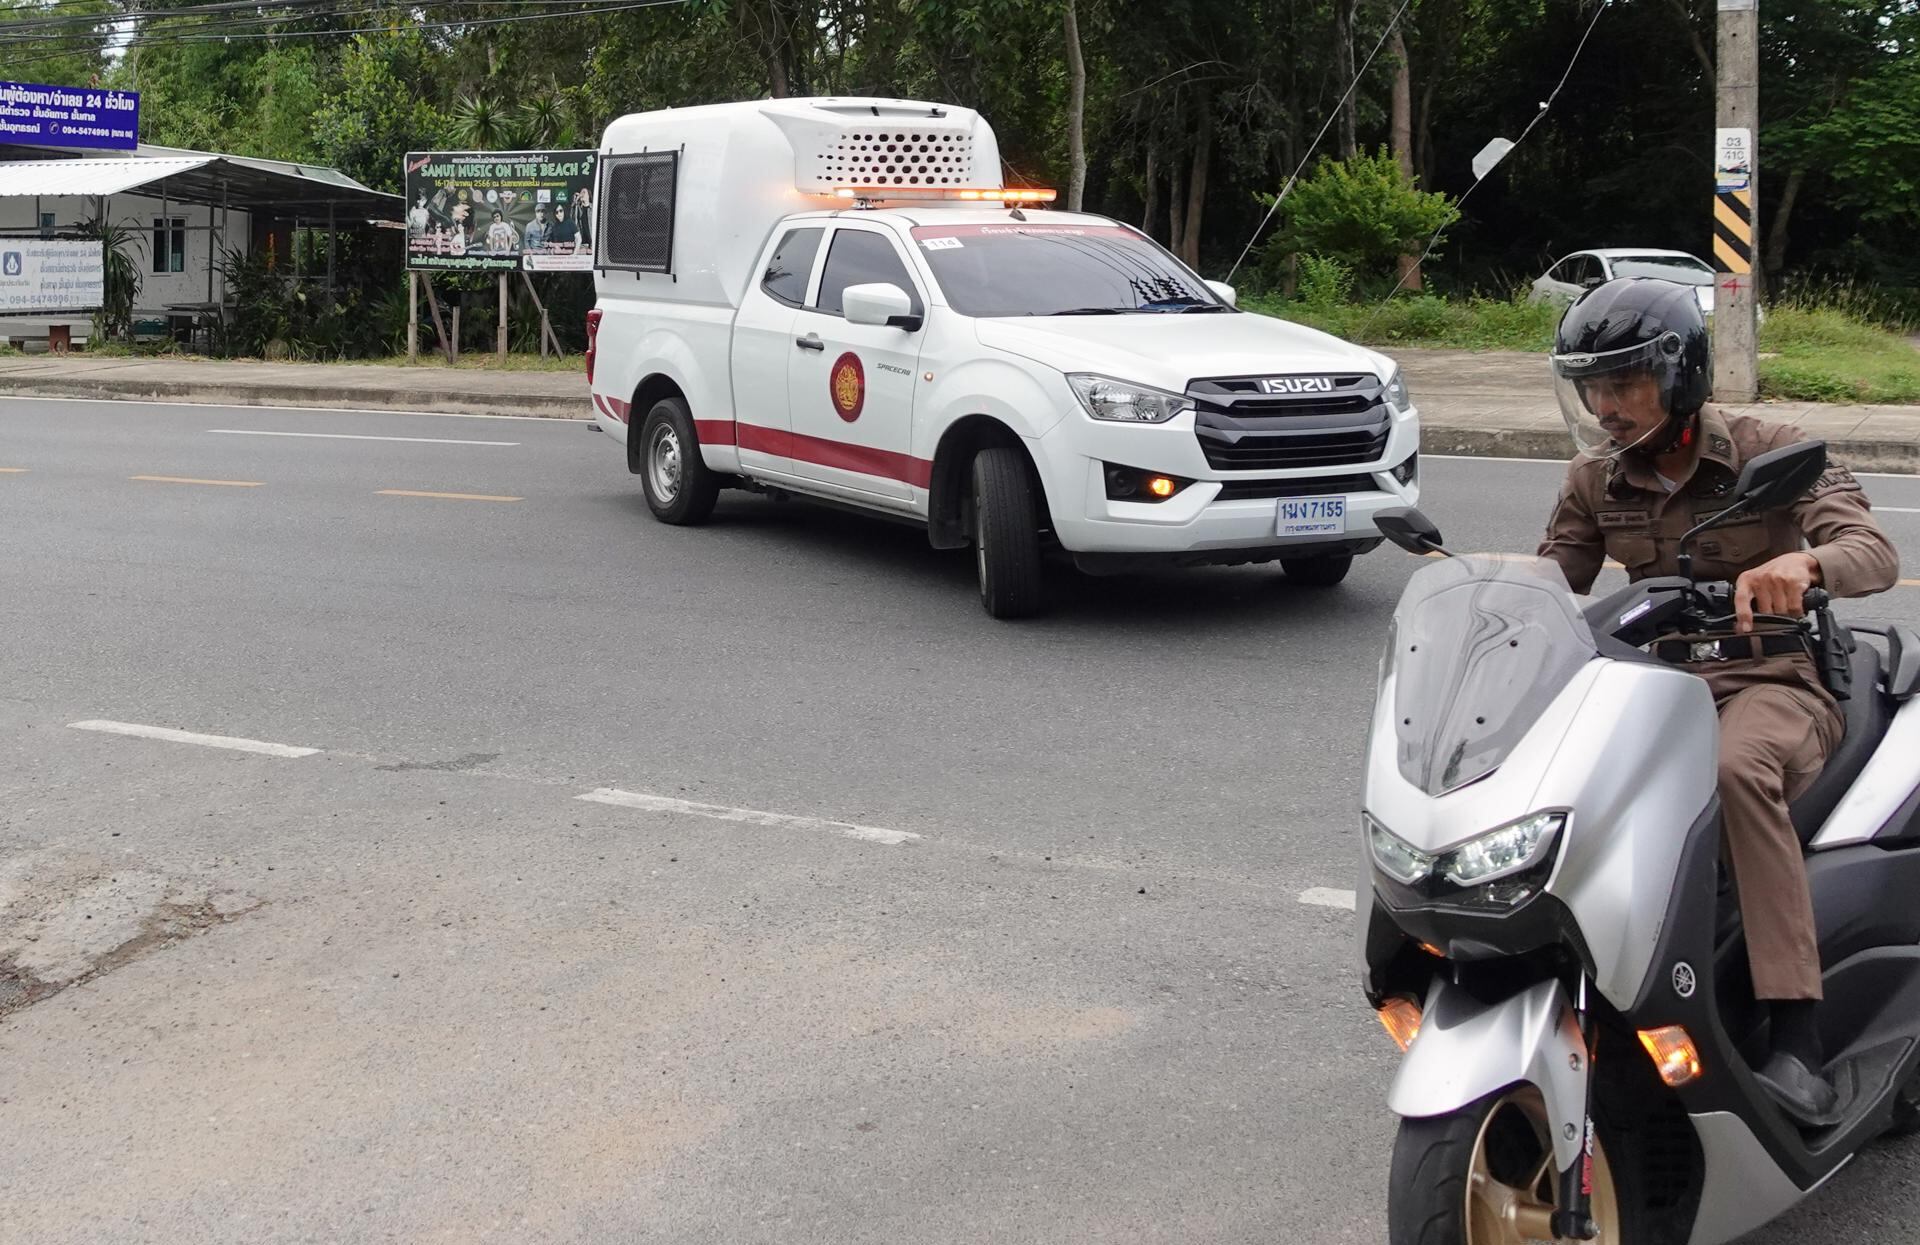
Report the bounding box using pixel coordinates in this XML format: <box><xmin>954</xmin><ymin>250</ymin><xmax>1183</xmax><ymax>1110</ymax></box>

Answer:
<box><xmin>2</xmin><ymin>396</ymin><xmax>1917</xmax><ymax>1244</ymax></box>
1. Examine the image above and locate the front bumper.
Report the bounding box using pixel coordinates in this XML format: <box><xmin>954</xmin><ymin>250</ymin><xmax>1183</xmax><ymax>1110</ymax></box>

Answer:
<box><xmin>1029</xmin><ymin>402</ymin><xmax>1421</xmax><ymax>558</ymax></box>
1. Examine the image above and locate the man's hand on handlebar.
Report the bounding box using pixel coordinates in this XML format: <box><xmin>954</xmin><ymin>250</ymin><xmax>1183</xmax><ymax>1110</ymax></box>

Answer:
<box><xmin>1733</xmin><ymin>552</ymin><xmax>1823</xmax><ymax>634</ymax></box>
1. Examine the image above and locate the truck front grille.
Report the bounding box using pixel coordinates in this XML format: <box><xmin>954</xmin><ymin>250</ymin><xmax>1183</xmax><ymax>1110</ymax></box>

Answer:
<box><xmin>1189</xmin><ymin>373</ymin><xmax>1393</xmax><ymax>472</ymax></box>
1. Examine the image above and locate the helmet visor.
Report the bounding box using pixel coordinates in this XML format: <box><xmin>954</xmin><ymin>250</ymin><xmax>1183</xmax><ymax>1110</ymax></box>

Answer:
<box><xmin>1550</xmin><ymin>333</ymin><xmax>1684</xmax><ymax>458</ymax></box>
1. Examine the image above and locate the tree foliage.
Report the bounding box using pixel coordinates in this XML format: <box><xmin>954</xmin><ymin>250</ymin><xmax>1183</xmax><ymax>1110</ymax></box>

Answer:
<box><xmin>1269</xmin><ymin>147</ymin><xmax>1461</xmax><ymax>288</ymax></box>
<box><xmin>3</xmin><ymin>0</ymin><xmax>1915</xmax><ymax>311</ymax></box>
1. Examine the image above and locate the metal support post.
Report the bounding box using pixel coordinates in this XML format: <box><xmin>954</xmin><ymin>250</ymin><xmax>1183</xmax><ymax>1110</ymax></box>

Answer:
<box><xmin>497</xmin><ymin>271</ymin><xmax>509</xmax><ymax>359</ymax></box>
<box><xmin>1713</xmin><ymin>0</ymin><xmax>1761</xmax><ymax>403</ymax></box>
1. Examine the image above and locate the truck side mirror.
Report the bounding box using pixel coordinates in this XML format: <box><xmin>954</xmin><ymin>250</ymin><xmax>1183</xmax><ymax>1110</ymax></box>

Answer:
<box><xmin>1204</xmin><ymin>279</ymin><xmax>1237</xmax><ymax>308</ymax></box>
<box><xmin>843</xmin><ymin>283</ymin><xmax>921</xmax><ymax>331</ymax></box>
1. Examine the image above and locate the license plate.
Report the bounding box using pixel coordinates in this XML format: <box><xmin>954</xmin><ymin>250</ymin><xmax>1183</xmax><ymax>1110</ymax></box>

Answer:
<box><xmin>1277</xmin><ymin>495</ymin><xmax>1347</xmax><ymax>537</ymax></box>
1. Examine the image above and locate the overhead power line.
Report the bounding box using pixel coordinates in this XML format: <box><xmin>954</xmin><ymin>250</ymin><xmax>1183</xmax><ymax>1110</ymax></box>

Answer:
<box><xmin>0</xmin><ymin>0</ymin><xmax>689</xmax><ymax>59</ymax></box>
<box><xmin>1225</xmin><ymin>0</ymin><xmax>1416</xmax><ymax>284</ymax></box>
<box><xmin>1358</xmin><ymin>0</ymin><xmax>1612</xmax><ymax>331</ymax></box>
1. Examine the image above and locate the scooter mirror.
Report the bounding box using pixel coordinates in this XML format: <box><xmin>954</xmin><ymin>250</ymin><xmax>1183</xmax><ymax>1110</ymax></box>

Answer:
<box><xmin>1375</xmin><ymin>507</ymin><xmax>1446</xmax><ymax>555</ymax></box>
<box><xmin>1730</xmin><ymin>440</ymin><xmax>1827</xmax><ymax>514</ymax></box>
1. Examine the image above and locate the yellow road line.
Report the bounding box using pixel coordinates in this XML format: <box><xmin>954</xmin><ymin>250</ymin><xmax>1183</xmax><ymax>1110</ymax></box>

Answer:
<box><xmin>1903</xmin><ymin>579</ymin><xmax>1920</xmax><ymax>589</ymax></box>
<box><xmin>0</xmin><ymin>467</ymin><xmax>27</xmax><ymax>473</ymax></box>
<box><xmin>130</xmin><ymin>475</ymin><xmax>263</xmax><ymax>487</ymax></box>
<box><xmin>376</xmin><ymin>489</ymin><xmax>523</xmax><ymax>502</ymax></box>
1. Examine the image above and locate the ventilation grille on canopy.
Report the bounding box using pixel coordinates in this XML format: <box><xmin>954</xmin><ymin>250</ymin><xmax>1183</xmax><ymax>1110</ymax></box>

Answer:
<box><xmin>811</xmin><ymin>127</ymin><xmax>981</xmax><ymax>190</ymax></box>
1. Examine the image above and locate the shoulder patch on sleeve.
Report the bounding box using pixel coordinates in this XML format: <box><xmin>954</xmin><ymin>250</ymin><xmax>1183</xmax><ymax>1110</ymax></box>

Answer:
<box><xmin>1809</xmin><ymin>464</ymin><xmax>1862</xmax><ymax>498</ymax></box>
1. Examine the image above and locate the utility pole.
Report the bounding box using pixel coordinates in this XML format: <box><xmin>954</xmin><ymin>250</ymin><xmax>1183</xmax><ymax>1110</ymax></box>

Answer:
<box><xmin>1712</xmin><ymin>0</ymin><xmax>1760</xmax><ymax>402</ymax></box>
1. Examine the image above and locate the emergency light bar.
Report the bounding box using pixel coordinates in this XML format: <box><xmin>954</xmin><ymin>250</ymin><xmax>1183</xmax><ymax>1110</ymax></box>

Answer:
<box><xmin>831</xmin><ymin>186</ymin><xmax>1057</xmax><ymax>204</ymax></box>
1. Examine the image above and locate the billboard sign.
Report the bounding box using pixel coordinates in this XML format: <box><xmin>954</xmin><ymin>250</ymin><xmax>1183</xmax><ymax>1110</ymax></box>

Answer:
<box><xmin>404</xmin><ymin>150</ymin><xmax>597</xmax><ymax>272</ymax></box>
<box><xmin>0</xmin><ymin>239</ymin><xmax>105</xmax><ymax>313</ymax></box>
<box><xmin>0</xmin><ymin>80</ymin><xmax>139</xmax><ymax>150</ymax></box>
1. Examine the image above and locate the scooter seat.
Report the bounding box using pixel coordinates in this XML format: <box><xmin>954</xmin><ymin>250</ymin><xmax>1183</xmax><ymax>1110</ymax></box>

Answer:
<box><xmin>1790</xmin><ymin>643</ymin><xmax>1889</xmax><ymax>844</ymax></box>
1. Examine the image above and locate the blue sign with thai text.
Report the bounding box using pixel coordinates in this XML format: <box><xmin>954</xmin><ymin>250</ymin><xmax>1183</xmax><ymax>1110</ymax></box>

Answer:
<box><xmin>0</xmin><ymin>79</ymin><xmax>139</xmax><ymax>150</ymax></box>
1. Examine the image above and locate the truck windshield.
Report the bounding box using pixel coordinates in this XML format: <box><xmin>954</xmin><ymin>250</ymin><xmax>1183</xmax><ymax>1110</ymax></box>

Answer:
<box><xmin>909</xmin><ymin>223</ymin><xmax>1229</xmax><ymax>317</ymax></box>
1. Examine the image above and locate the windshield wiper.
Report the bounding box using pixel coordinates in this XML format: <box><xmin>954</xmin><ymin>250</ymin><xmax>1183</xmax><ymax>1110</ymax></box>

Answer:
<box><xmin>1050</xmin><ymin>306</ymin><xmax>1129</xmax><ymax>316</ymax></box>
<box><xmin>1140</xmin><ymin>298</ymin><xmax>1230</xmax><ymax>313</ymax></box>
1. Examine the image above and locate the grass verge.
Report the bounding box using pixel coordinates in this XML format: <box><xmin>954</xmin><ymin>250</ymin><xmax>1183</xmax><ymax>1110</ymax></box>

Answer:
<box><xmin>1247</xmin><ymin>293</ymin><xmax>1920</xmax><ymax>404</ymax></box>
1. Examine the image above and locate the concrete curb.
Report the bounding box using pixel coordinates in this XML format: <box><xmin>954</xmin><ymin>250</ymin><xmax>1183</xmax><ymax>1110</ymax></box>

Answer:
<box><xmin>0</xmin><ymin>378</ymin><xmax>586</xmax><ymax>420</ymax></box>
<box><xmin>1423</xmin><ymin>424</ymin><xmax>1919</xmax><ymax>475</ymax></box>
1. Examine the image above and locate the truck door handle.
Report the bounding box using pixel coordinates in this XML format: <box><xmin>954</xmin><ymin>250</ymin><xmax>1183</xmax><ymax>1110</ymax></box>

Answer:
<box><xmin>795</xmin><ymin>334</ymin><xmax>825</xmax><ymax>352</ymax></box>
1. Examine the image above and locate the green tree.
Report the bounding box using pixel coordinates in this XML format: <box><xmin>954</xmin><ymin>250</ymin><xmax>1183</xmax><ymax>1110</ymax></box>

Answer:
<box><xmin>1267</xmin><ymin>146</ymin><xmax>1460</xmax><ymax>291</ymax></box>
<box><xmin>310</xmin><ymin>33</ymin><xmax>448</xmax><ymax>192</ymax></box>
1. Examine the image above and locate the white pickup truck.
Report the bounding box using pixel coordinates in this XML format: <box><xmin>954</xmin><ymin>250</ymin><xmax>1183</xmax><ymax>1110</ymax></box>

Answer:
<box><xmin>586</xmin><ymin>97</ymin><xmax>1419</xmax><ymax>618</ymax></box>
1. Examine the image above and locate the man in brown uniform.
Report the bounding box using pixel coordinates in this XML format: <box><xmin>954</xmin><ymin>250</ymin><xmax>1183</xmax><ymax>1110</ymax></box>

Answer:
<box><xmin>1537</xmin><ymin>279</ymin><xmax>1900</xmax><ymax>1123</ymax></box>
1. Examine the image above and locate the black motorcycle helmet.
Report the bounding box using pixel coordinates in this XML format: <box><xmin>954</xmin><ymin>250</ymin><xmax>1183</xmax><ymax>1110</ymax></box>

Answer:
<box><xmin>1550</xmin><ymin>277</ymin><xmax>1712</xmax><ymax>458</ymax></box>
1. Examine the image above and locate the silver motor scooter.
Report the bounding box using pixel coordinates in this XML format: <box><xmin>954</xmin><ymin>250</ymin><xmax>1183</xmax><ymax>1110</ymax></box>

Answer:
<box><xmin>1359</xmin><ymin>441</ymin><xmax>1920</xmax><ymax>1244</ymax></box>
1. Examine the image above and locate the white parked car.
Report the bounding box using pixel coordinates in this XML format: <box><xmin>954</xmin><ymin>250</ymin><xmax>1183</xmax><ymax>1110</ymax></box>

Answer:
<box><xmin>585</xmin><ymin>98</ymin><xmax>1420</xmax><ymax>618</ymax></box>
<box><xmin>1530</xmin><ymin>248</ymin><xmax>1741</xmax><ymax>319</ymax></box>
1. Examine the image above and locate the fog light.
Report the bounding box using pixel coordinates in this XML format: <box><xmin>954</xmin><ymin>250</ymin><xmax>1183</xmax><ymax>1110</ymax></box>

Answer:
<box><xmin>1379</xmin><ymin>997</ymin><xmax>1423</xmax><ymax>1052</ymax></box>
<box><xmin>1392</xmin><ymin>452</ymin><xmax>1419</xmax><ymax>487</ymax></box>
<box><xmin>1638</xmin><ymin>1025</ymin><xmax>1703</xmax><ymax>1087</ymax></box>
<box><xmin>1103</xmin><ymin>464</ymin><xmax>1190</xmax><ymax>502</ymax></box>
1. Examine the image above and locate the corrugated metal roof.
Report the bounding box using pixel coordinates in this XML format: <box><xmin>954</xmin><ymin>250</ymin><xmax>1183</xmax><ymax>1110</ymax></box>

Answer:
<box><xmin>0</xmin><ymin>157</ymin><xmax>215</xmax><ymax>197</ymax></box>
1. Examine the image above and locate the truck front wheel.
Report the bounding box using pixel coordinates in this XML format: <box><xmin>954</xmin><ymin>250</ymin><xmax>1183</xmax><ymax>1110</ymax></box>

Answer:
<box><xmin>638</xmin><ymin>397</ymin><xmax>720</xmax><ymax>526</ymax></box>
<box><xmin>1282</xmin><ymin>552</ymin><xmax>1354</xmax><ymax>587</ymax></box>
<box><xmin>971</xmin><ymin>447</ymin><xmax>1045</xmax><ymax>619</ymax></box>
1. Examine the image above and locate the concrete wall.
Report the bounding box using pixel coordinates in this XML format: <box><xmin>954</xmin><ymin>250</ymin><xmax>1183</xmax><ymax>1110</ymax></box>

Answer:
<box><xmin>0</xmin><ymin>192</ymin><xmax>253</xmax><ymax>344</ymax></box>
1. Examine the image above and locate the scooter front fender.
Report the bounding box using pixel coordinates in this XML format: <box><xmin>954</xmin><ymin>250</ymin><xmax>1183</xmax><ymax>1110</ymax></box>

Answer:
<box><xmin>1387</xmin><ymin>976</ymin><xmax>1591</xmax><ymax>1173</ymax></box>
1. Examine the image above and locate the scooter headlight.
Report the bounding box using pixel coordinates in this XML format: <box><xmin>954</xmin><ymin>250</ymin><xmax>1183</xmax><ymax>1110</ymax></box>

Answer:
<box><xmin>1442</xmin><ymin>812</ymin><xmax>1565</xmax><ymax>887</ymax></box>
<box><xmin>1367</xmin><ymin>814</ymin><xmax>1435</xmax><ymax>884</ymax></box>
<box><xmin>1366</xmin><ymin>811</ymin><xmax>1567</xmax><ymax>906</ymax></box>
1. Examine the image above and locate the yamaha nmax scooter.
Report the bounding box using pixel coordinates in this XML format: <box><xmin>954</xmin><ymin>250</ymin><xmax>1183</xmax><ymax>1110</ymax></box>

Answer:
<box><xmin>1358</xmin><ymin>441</ymin><xmax>1920</xmax><ymax>1244</ymax></box>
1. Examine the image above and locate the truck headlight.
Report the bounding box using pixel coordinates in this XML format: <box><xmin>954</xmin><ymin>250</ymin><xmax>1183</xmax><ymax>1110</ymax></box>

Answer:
<box><xmin>1068</xmin><ymin>374</ymin><xmax>1194</xmax><ymax>424</ymax></box>
<box><xmin>1384</xmin><ymin>367</ymin><xmax>1410</xmax><ymax>412</ymax></box>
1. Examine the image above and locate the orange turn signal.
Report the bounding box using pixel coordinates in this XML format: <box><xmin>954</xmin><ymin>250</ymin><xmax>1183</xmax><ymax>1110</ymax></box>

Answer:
<box><xmin>1147</xmin><ymin>475</ymin><xmax>1177</xmax><ymax>498</ymax></box>
<box><xmin>1378</xmin><ymin>998</ymin><xmax>1423</xmax><ymax>1052</ymax></box>
<box><xmin>1638</xmin><ymin>1025</ymin><xmax>1704</xmax><ymax>1087</ymax></box>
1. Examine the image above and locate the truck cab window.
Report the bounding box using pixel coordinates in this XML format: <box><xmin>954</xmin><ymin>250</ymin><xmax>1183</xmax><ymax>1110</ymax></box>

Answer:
<box><xmin>761</xmin><ymin>227</ymin><xmax>823</xmax><ymax>306</ymax></box>
<box><xmin>815</xmin><ymin>229</ymin><xmax>922</xmax><ymax>318</ymax></box>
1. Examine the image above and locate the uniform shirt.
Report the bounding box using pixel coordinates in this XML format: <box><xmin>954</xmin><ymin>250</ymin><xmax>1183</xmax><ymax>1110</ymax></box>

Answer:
<box><xmin>1537</xmin><ymin>404</ymin><xmax>1899</xmax><ymax>598</ymax></box>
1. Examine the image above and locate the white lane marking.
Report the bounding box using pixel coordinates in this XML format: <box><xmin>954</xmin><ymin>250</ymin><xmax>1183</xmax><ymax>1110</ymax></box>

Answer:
<box><xmin>0</xmin><ymin>394</ymin><xmax>582</xmax><ymax>422</ymax></box>
<box><xmin>208</xmin><ymin>429</ymin><xmax>519</xmax><ymax>446</ymax></box>
<box><xmin>1878</xmin><ymin>506</ymin><xmax>1920</xmax><ymax>514</ymax></box>
<box><xmin>576</xmin><ymin>787</ymin><xmax>920</xmax><ymax>846</ymax></box>
<box><xmin>68</xmin><ymin>719</ymin><xmax>319</xmax><ymax>758</ymax></box>
<box><xmin>1299</xmin><ymin>887</ymin><xmax>1358</xmax><ymax>910</ymax></box>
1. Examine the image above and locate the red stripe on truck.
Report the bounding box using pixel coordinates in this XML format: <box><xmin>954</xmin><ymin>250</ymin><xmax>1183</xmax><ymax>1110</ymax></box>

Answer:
<box><xmin>735</xmin><ymin>423</ymin><xmax>933</xmax><ymax>490</ymax></box>
<box><xmin>613</xmin><ymin>407</ymin><xmax>932</xmax><ymax>490</ymax></box>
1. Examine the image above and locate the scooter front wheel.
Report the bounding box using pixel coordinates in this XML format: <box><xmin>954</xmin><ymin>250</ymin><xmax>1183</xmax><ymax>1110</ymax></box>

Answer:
<box><xmin>1388</xmin><ymin>1086</ymin><xmax>1640</xmax><ymax>1245</ymax></box>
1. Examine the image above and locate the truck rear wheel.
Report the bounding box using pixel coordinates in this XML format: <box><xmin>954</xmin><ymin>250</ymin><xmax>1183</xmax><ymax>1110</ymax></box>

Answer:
<box><xmin>1282</xmin><ymin>552</ymin><xmax>1354</xmax><ymax>587</ymax></box>
<box><xmin>638</xmin><ymin>397</ymin><xmax>719</xmax><ymax>526</ymax></box>
<box><xmin>971</xmin><ymin>447</ymin><xmax>1045</xmax><ymax>619</ymax></box>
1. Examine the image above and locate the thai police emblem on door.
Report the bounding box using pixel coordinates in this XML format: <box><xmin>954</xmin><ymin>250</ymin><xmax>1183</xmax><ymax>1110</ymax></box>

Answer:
<box><xmin>830</xmin><ymin>352</ymin><xmax>866</xmax><ymax>422</ymax></box>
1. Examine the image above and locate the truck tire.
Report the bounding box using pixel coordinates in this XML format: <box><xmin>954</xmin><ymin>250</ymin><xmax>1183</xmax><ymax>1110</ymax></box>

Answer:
<box><xmin>1282</xmin><ymin>552</ymin><xmax>1353</xmax><ymax>587</ymax></box>
<box><xmin>972</xmin><ymin>447</ymin><xmax>1045</xmax><ymax>619</ymax></box>
<box><xmin>638</xmin><ymin>397</ymin><xmax>720</xmax><ymax>526</ymax></box>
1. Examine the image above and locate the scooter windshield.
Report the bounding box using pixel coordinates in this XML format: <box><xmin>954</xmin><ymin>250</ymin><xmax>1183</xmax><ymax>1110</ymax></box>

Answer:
<box><xmin>1387</xmin><ymin>554</ymin><xmax>1598</xmax><ymax>795</ymax></box>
